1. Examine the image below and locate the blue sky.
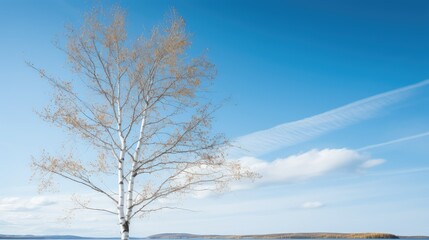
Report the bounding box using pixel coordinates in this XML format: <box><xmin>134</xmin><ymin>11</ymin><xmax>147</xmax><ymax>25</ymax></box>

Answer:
<box><xmin>1</xmin><ymin>0</ymin><xmax>429</xmax><ymax>237</ymax></box>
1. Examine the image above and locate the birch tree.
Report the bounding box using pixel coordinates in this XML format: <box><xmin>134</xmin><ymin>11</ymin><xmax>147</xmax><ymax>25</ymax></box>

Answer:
<box><xmin>30</xmin><ymin>8</ymin><xmax>254</xmax><ymax>240</ymax></box>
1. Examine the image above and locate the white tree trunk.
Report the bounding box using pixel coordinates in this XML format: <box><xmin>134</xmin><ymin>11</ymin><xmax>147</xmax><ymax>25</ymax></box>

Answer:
<box><xmin>121</xmin><ymin>231</ymin><xmax>130</xmax><ymax>240</ymax></box>
<box><xmin>126</xmin><ymin>162</ymin><xmax>137</xmax><ymax>221</ymax></box>
<box><xmin>116</xmin><ymin>77</ymin><xmax>130</xmax><ymax>240</ymax></box>
<box><xmin>125</xmin><ymin>110</ymin><xmax>147</xmax><ymax>222</ymax></box>
<box><xmin>118</xmin><ymin>154</ymin><xmax>129</xmax><ymax>240</ymax></box>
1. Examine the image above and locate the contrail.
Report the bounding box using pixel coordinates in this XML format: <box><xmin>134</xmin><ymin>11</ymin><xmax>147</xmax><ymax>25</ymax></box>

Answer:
<box><xmin>358</xmin><ymin>131</ymin><xmax>429</xmax><ymax>151</ymax></box>
<box><xmin>230</xmin><ymin>80</ymin><xmax>429</xmax><ymax>158</ymax></box>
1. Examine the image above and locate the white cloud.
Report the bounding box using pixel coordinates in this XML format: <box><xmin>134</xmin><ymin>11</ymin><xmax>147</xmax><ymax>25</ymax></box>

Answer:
<box><xmin>0</xmin><ymin>219</ymin><xmax>15</xmax><ymax>226</ymax></box>
<box><xmin>0</xmin><ymin>193</ymin><xmax>119</xmax><ymax>236</ymax></box>
<box><xmin>0</xmin><ymin>196</ymin><xmax>56</xmax><ymax>212</ymax></box>
<box><xmin>230</xmin><ymin>80</ymin><xmax>429</xmax><ymax>158</ymax></box>
<box><xmin>234</xmin><ymin>148</ymin><xmax>384</xmax><ymax>189</ymax></box>
<box><xmin>0</xmin><ymin>197</ymin><xmax>20</xmax><ymax>204</ymax></box>
<box><xmin>301</xmin><ymin>201</ymin><xmax>325</xmax><ymax>209</ymax></box>
<box><xmin>359</xmin><ymin>159</ymin><xmax>385</xmax><ymax>169</ymax></box>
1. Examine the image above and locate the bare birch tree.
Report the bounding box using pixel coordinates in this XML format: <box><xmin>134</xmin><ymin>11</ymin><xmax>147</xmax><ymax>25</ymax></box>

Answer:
<box><xmin>30</xmin><ymin>8</ymin><xmax>254</xmax><ymax>240</ymax></box>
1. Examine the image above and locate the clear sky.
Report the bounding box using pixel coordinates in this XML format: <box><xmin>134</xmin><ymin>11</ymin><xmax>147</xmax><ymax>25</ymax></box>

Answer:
<box><xmin>1</xmin><ymin>0</ymin><xmax>429</xmax><ymax>237</ymax></box>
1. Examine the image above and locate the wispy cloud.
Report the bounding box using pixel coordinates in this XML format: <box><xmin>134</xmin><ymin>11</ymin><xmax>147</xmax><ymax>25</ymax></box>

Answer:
<box><xmin>0</xmin><ymin>196</ymin><xmax>56</xmax><ymax>212</ymax></box>
<box><xmin>359</xmin><ymin>159</ymin><xmax>385</xmax><ymax>169</ymax></box>
<box><xmin>0</xmin><ymin>194</ymin><xmax>118</xmax><ymax>237</ymax></box>
<box><xmin>0</xmin><ymin>219</ymin><xmax>15</xmax><ymax>226</ymax></box>
<box><xmin>367</xmin><ymin>167</ymin><xmax>429</xmax><ymax>178</ymax></box>
<box><xmin>231</xmin><ymin>148</ymin><xmax>384</xmax><ymax>191</ymax></box>
<box><xmin>230</xmin><ymin>80</ymin><xmax>429</xmax><ymax>157</ymax></box>
<box><xmin>358</xmin><ymin>131</ymin><xmax>429</xmax><ymax>151</ymax></box>
<box><xmin>301</xmin><ymin>201</ymin><xmax>325</xmax><ymax>209</ymax></box>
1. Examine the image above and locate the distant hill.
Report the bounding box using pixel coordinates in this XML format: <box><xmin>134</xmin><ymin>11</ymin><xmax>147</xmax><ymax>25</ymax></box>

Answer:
<box><xmin>2</xmin><ymin>233</ymin><xmax>428</xmax><ymax>239</ymax></box>
<box><xmin>148</xmin><ymin>232</ymin><xmax>424</xmax><ymax>239</ymax></box>
<box><xmin>399</xmin><ymin>237</ymin><xmax>429</xmax><ymax>239</ymax></box>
